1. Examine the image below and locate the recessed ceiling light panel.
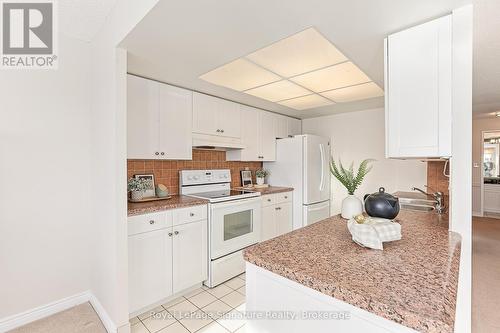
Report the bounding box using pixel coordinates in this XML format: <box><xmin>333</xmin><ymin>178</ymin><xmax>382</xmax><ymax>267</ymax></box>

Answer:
<box><xmin>290</xmin><ymin>62</ymin><xmax>370</xmax><ymax>93</ymax></box>
<box><xmin>244</xmin><ymin>80</ymin><xmax>311</xmax><ymax>102</ymax></box>
<box><xmin>278</xmin><ymin>94</ymin><xmax>334</xmax><ymax>110</ymax></box>
<box><xmin>246</xmin><ymin>28</ymin><xmax>347</xmax><ymax>77</ymax></box>
<box><xmin>199</xmin><ymin>58</ymin><xmax>280</xmax><ymax>91</ymax></box>
<box><xmin>321</xmin><ymin>82</ymin><xmax>384</xmax><ymax>102</ymax></box>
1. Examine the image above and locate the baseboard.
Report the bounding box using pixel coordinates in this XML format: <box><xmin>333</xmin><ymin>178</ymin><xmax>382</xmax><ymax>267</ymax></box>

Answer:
<box><xmin>0</xmin><ymin>291</ymin><xmax>117</xmax><ymax>333</ymax></box>
<box><xmin>0</xmin><ymin>292</ymin><xmax>90</xmax><ymax>333</ymax></box>
<box><xmin>88</xmin><ymin>293</ymin><xmax>117</xmax><ymax>333</ymax></box>
<box><xmin>472</xmin><ymin>211</ymin><xmax>483</xmax><ymax>217</ymax></box>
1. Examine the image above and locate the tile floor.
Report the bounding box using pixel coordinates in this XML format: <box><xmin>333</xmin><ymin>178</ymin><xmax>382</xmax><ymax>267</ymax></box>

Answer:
<box><xmin>131</xmin><ymin>274</ymin><xmax>247</xmax><ymax>333</ymax></box>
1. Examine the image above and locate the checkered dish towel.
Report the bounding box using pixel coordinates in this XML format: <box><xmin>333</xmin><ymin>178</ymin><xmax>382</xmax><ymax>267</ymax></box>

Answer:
<box><xmin>347</xmin><ymin>217</ymin><xmax>401</xmax><ymax>250</ymax></box>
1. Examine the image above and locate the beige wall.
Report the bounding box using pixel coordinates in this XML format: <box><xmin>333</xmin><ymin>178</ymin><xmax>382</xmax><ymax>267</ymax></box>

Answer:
<box><xmin>472</xmin><ymin>116</ymin><xmax>500</xmax><ymax>215</ymax></box>
<box><xmin>302</xmin><ymin>108</ymin><xmax>427</xmax><ymax>214</ymax></box>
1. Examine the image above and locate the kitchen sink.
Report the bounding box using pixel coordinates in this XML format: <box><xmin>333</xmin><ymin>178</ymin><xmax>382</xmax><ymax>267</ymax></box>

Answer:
<box><xmin>399</xmin><ymin>198</ymin><xmax>436</xmax><ymax>212</ymax></box>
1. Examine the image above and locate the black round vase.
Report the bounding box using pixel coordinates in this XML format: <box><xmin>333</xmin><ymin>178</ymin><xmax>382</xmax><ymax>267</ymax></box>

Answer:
<box><xmin>364</xmin><ymin>187</ymin><xmax>400</xmax><ymax>220</ymax></box>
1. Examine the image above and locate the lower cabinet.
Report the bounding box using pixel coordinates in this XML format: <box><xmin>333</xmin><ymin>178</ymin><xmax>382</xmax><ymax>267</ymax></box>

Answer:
<box><xmin>261</xmin><ymin>192</ymin><xmax>293</xmax><ymax>241</ymax></box>
<box><xmin>128</xmin><ymin>205</ymin><xmax>208</xmax><ymax>314</ymax></box>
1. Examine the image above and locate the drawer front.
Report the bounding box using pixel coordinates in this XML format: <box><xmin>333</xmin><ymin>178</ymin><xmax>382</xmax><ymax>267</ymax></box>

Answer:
<box><xmin>262</xmin><ymin>194</ymin><xmax>275</xmax><ymax>207</ymax></box>
<box><xmin>173</xmin><ymin>205</ymin><xmax>207</xmax><ymax>226</ymax></box>
<box><xmin>128</xmin><ymin>211</ymin><xmax>172</xmax><ymax>236</ymax></box>
<box><xmin>275</xmin><ymin>191</ymin><xmax>292</xmax><ymax>204</ymax></box>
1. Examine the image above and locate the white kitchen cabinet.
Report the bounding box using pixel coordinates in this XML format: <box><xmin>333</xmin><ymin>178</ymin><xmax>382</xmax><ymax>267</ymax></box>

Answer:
<box><xmin>127</xmin><ymin>75</ymin><xmax>192</xmax><ymax>160</ymax></box>
<box><xmin>128</xmin><ymin>229</ymin><xmax>173</xmax><ymax>314</ymax></box>
<box><xmin>227</xmin><ymin>107</ymin><xmax>277</xmax><ymax>162</ymax></box>
<box><xmin>192</xmin><ymin>92</ymin><xmax>241</xmax><ymax>138</ymax></box>
<box><xmin>128</xmin><ymin>205</ymin><xmax>208</xmax><ymax>315</ymax></box>
<box><xmin>172</xmin><ymin>220</ymin><xmax>208</xmax><ymax>293</ymax></box>
<box><xmin>260</xmin><ymin>192</ymin><xmax>293</xmax><ymax>241</ymax></box>
<box><xmin>385</xmin><ymin>15</ymin><xmax>452</xmax><ymax>158</ymax></box>
<box><xmin>260</xmin><ymin>111</ymin><xmax>277</xmax><ymax>161</ymax></box>
<box><xmin>274</xmin><ymin>114</ymin><xmax>288</xmax><ymax>139</ymax></box>
<box><xmin>287</xmin><ymin>118</ymin><xmax>302</xmax><ymax>136</ymax></box>
<box><xmin>484</xmin><ymin>184</ymin><xmax>500</xmax><ymax>213</ymax></box>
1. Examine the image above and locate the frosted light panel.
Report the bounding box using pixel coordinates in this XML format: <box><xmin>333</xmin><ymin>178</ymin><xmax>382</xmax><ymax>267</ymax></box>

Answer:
<box><xmin>245</xmin><ymin>80</ymin><xmax>311</xmax><ymax>102</ymax></box>
<box><xmin>199</xmin><ymin>58</ymin><xmax>280</xmax><ymax>91</ymax></box>
<box><xmin>246</xmin><ymin>28</ymin><xmax>347</xmax><ymax>77</ymax></box>
<box><xmin>290</xmin><ymin>62</ymin><xmax>371</xmax><ymax>92</ymax></box>
<box><xmin>278</xmin><ymin>94</ymin><xmax>334</xmax><ymax>110</ymax></box>
<box><xmin>321</xmin><ymin>82</ymin><xmax>384</xmax><ymax>102</ymax></box>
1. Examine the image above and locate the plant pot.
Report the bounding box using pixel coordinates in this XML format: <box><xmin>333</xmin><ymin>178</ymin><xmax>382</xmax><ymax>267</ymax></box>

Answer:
<box><xmin>256</xmin><ymin>177</ymin><xmax>265</xmax><ymax>185</ymax></box>
<box><xmin>341</xmin><ymin>195</ymin><xmax>363</xmax><ymax>219</ymax></box>
<box><xmin>131</xmin><ymin>190</ymin><xmax>144</xmax><ymax>201</ymax></box>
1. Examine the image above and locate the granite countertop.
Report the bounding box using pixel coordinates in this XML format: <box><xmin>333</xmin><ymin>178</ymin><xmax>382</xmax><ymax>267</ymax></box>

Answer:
<box><xmin>244</xmin><ymin>210</ymin><xmax>461</xmax><ymax>332</ymax></box>
<box><xmin>234</xmin><ymin>186</ymin><xmax>294</xmax><ymax>195</ymax></box>
<box><xmin>128</xmin><ymin>195</ymin><xmax>209</xmax><ymax>216</ymax></box>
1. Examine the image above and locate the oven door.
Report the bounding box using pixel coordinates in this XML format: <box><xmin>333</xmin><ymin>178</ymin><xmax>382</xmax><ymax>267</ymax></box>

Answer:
<box><xmin>210</xmin><ymin>197</ymin><xmax>261</xmax><ymax>259</ymax></box>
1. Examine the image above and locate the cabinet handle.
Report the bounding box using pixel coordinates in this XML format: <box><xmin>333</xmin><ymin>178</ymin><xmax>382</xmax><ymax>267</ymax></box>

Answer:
<box><xmin>174</xmin><ymin>231</ymin><xmax>179</xmax><ymax>235</ymax></box>
<box><xmin>161</xmin><ymin>152</ymin><xmax>165</xmax><ymax>156</ymax></box>
<box><xmin>216</xmin><ymin>129</ymin><xmax>220</xmax><ymax>133</ymax></box>
<box><xmin>284</xmin><ymin>196</ymin><xmax>288</xmax><ymax>199</ymax></box>
<box><xmin>155</xmin><ymin>152</ymin><xmax>159</xmax><ymax>156</ymax></box>
<box><xmin>149</xmin><ymin>220</ymin><xmax>155</xmax><ymax>225</ymax></box>
<box><xmin>168</xmin><ymin>232</ymin><xmax>173</xmax><ymax>237</ymax></box>
<box><xmin>275</xmin><ymin>207</ymin><xmax>281</xmax><ymax>210</ymax></box>
<box><xmin>267</xmin><ymin>198</ymin><xmax>271</xmax><ymax>202</ymax></box>
<box><xmin>189</xmin><ymin>212</ymin><xmax>195</xmax><ymax>217</ymax></box>
<box><xmin>221</xmin><ymin>129</ymin><xmax>224</xmax><ymax>133</ymax></box>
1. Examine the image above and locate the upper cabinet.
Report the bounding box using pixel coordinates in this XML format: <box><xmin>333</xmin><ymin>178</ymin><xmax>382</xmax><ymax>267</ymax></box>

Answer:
<box><xmin>227</xmin><ymin>106</ymin><xmax>277</xmax><ymax>161</ymax></box>
<box><xmin>287</xmin><ymin>118</ymin><xmax>302</xmax><ymax>136</ymax></box>
<box><xmin>192</xmin><ymin>92</ymin><xmax>241</xmax><ymax>138</ymax></box>
<box><xmin>127</xmin><ymin>75</ymin><xmax>192</xmax><ymax>160</ymax></box>
<box><xmin>385</xmin><ymin>15</ymin><xmax>452</xmax><ymax>159</ymax></box>
<box><xmin>274</xmin><ymin>114</ymin><xmax>302</xmax><ymax>139</ymax></box>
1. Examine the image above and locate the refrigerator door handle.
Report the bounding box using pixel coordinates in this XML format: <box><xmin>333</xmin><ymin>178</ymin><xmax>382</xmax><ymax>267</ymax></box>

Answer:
<box><xmin>319</xmin><ymin>143</ymin><xmax>325</xmax><ymax>191</ymax></box>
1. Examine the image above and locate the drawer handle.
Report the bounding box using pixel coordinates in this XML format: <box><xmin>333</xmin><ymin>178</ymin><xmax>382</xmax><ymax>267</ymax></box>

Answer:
<box><xmin>168</xmin><ymin>232</ymin><xmax>173</xmax><ymax>237</ymax></box>
<box><xmin>267</xmin><ymin>199</ymin><xmax>271</xmax><ymax>202</ymax></box>
<box><xmin>155</xmin><ymin>152</ymin><xmax>159</xmax><ymax>156</ymax></box>
<box><xmin>149</xmin><ymin>220</ymin><xmax>155</xmax><ymax>225</ymax></box>
<box><xmin>189</xmin><ymin>212</ymin><xmax>195</xmax><ymax>217</ymax></box>
<box><xmin>284</xmin><ymin>196</ymin><xmax>288</xmax><ymax>199</ymax></box>
<box><xmin>174</xmin><ymin>231</ymin><xmax>179</xmax><ymax>235</ymax></box>
<box><xmin>275</xmin><ymin>207</ymin><xmax>281</xmax><ymax>210</ymax></box>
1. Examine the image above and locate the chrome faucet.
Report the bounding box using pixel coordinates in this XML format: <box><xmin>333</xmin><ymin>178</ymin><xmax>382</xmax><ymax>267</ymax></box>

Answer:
<box><xmin>411</xmin><ymin>186</ymin><xmax>445</xmax><ymax>214</ymax></box>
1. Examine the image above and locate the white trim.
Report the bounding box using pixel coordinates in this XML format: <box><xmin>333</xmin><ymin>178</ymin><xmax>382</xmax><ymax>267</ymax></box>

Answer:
<box><xmin>0</xmin><ymin>291</ymin><xmax>116</xmax><ymax>333</ymax></box>
<box><xmin>88</xmin><ymin>293</ymin><xmax>118</xmax><ymax>333</ymax></box>
<box><xmin>479</xmin><ymin>129</ymin><xmax>500</xmax><ymax>217</ymax></box>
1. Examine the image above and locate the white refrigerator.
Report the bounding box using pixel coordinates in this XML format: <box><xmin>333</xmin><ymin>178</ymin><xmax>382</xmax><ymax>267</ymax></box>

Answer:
<box><xmin>264</xmin><ymin>135</ymin><xmax>330</xmax><ymax>229</ymax></box>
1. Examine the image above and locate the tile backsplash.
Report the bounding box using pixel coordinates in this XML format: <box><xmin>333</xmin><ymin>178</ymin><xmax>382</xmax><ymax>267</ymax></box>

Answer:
<box><xmin>127</xmin><ymin>149</ymin><xmax>262</xmax><ymax>195</ymax></box>
<box><xmin>427</xmin><ymin>161</ymin><xmax>450</xmax><ymax>196</ymax></box>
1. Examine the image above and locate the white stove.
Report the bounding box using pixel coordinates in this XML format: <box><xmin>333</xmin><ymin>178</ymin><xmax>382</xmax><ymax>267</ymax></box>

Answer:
<box><xmin>179</xmin><ymin>169</ymin><xmax>262</xmax><ymax>287</ymax></box>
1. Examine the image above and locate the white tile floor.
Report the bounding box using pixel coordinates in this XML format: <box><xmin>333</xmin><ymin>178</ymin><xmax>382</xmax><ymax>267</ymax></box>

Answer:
<box><xmin>131</xmin><ymin>274</ymin><xmax>247</xmax><ymax>333</ymax></box>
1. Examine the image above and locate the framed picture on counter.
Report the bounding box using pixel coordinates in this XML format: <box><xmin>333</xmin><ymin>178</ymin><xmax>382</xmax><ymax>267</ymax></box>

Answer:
<box><xmin>240</xmin><ymin>170</ymin><xmax>253</xmax><ymax>187</ymax></box>
<box><xmin>134</xmin><ymin>174</ymin><xmax>155</xmax><ymax>197</ymax></box>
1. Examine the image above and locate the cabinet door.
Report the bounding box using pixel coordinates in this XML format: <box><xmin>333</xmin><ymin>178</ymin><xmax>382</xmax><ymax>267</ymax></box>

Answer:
<box><xmin>238</xmin><ymin>105</ymin><xmax>261</xmax><ymax>161</ymax></box>
<box><xmin>172</xmin><ymin>220</ymin><xmax>208</xmax><ymax>293</ymax></box>
<box><xmin>127</xmin><ymin>75</ymin><xmax>160</xmax><ymax>159</ymax></box>
<box><xmin>386</xmin><ymin>15</ymin><xmax>451</xmax><ymax>158</ymax></box>
<box><xmin>192</xmin><ymin>92</ymin><xmax>219</xmax><ymax>136</ymax></box>
<box><xmin>128</xmin><ymin>229</ymin><xmax>172</xmax><ymax>313</ymax></box>
<box><xmin>261</xmin><ymin>206</ymin><xmax>276</xmax><ymax>241</ymax></box>
<box><xmin>217</xmin><ymin>99</ymin><xmax>241</xmax><ymax>138</ymax></box>
<box><xmin>260</xmin><ymin>111</ymin><xmax>277</xmax><ymax>161</ymax></box>
<box><xmin>287</xmin><ymin>118</ymin><xmax>302</xmax><ymax>136</ymax></box>
<box><xmin>275</xmin><ymin>202</ymin><xmax>293</xmax><ymax>236</ymax></box>
<box><xmin>274</xmin><ymin>114</ymin><xmax>288</xmax><ymax>139</ymax></box>
<box><xmin>159</xmin><ymin>84</ymin><xmax>192</xmax><ymax>160</ymax></box>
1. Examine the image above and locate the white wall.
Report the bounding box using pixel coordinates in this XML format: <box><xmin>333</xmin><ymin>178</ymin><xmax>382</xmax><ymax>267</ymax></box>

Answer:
<box><xmin>0</xmin><ymin>35</ymin><xmax>91</xmax><ymax>318</ymax></box>
<box><xmin>302</xmin><ymin>108</ymin><xmax>427</xmax><ymax>214</ymax></box>
<box><xmin>472</xmin><ymin>116</ymin><xmax>500</xmax><ymax>215</ymax></box>
<box><xmin>89</xmin><ymin>1</ymin><xmax>159</xmax><ymax>332</ymax></box>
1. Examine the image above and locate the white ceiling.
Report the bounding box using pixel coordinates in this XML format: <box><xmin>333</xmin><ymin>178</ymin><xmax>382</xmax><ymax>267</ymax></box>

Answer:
<box><xmin>121</xmin><ymin>0</ymin><xmax>498</xmax><ymax>119</ymax></box>
<box><xmin>59</xmin><ymin>0</ymin><xmax>117</xmax><ymax>41</ymax></box>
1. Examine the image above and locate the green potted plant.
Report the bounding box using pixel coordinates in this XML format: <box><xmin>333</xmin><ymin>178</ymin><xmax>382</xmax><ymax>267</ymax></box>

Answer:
<box><xmin>128</xmin><ymin>178</ymin><xmax>152</xmax><ymax>201</ymax></box>
<box><xmin>255</xmin><ymin>169</ymin><xmax>269</xmax><ymax>186</ymax></box>
<box><xmin>330</xmin><ymin>158</ymin><xmax>375</xmax><ymax>219</ymax></box>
